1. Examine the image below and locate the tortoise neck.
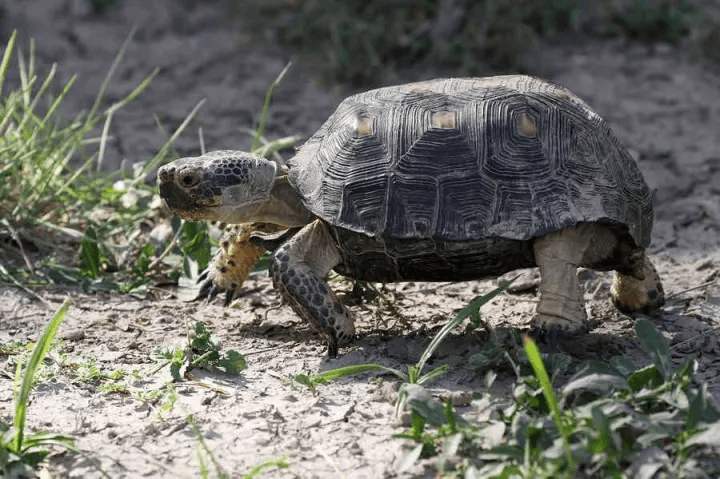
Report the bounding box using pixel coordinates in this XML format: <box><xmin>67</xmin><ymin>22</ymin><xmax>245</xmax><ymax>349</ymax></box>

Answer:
<box><xmin>254</xmin><ymin>176</ymin><xmax>314</xmax><ymax>227</ymax></box>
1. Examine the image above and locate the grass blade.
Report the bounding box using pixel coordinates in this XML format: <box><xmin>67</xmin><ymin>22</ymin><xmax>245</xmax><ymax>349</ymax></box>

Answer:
<box><xmin>187</xmin><ymin>415</ymin><xmax>228</xmax><ymax>479</ymax></box>
<box><xmin>294</xmin><ymin>363</ymin><xmax>406</xmax><ymax>390</ymax></box>
<box><xmin>251</xmin><ymin>62</ymin><xmax>291</xmax><ymax>151</ymax></box>
<box><xmin>242</xmin><ymin>457</ymin><xmax>289</xmax><ymax>479</ymax></box>
<box><xmin>0</xmin><ymin>30</ymin><xmax>17</xmax><ymax>96</ymax></box>
<box><xmin>135</xmin><ymin>98</ymin><xmax>206</xmax><ymax>182</ymax></box>
<box><xmin>415</xmin><ymin>280</ymin><xmax>513</xmax><ymax>379</ymax></box>
<box><xmin>522</xmin><ymin>335</ymin><xmax>575</xmax><ymax>470</ymax></box>
<box><xmin>13</xmin><ymin>298</ymin><xmax>71</xmax><ymax>452</ymax></box>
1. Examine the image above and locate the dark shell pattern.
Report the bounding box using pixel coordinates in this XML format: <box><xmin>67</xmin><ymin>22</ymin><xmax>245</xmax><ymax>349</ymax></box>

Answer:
<box><xmin>288</xmin><ymin>75</ymin><xmax>654</xmax><ymax>282</ymax></box>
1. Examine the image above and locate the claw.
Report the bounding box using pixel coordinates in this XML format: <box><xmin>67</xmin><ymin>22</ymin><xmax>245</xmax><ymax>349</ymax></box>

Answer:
<box><xmin>224</xmin><ymin>289</ymin><xmax>235</xmax><ymax>307</ymax></box>
<box><xmin>326</xmin><ymin>338</ymin><xmax>339</xmax><ymax>359</ymax></box>
<box><xmin>197</xmin><ymin>269</ymin><xmax>209</xmax><ymax>284</ymax></box>
<box><xmin>196</xmin><ymin>278</ymin><xmax>213</xmax><ymax>301</ymax></box>
<box><xmin>208</xmin><ymin>286</ymin><xmax>220</xmax><ymax>302</ymax></box>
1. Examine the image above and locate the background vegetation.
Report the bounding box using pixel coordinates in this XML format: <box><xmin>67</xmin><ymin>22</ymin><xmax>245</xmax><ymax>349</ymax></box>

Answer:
<box><xmin>248</xmin><ymin>0</ymin><xmax>712</xmax><ymax>85</ymax></box>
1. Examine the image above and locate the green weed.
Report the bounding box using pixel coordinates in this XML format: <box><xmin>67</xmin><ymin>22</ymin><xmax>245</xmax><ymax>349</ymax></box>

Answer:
<box><xmin>395</xmin><ymin>319</ymin><xmax>720</xmax><ymax>477</ymax></box>
<box><xmin>152</xmin><ymin>321</ymin><xmax>247</xmax><ymax>382</ymax></box>
<box><xmin>1</xmin><ymin>299</ymin><xmax>76</xmax><ymax>476</ymax></box>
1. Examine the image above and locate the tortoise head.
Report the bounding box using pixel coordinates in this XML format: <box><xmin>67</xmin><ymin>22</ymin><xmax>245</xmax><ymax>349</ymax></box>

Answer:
<box><xmin>157</xmin><ymin>150</ymin><xmax>277</xmax><ymax>222</ymax></box>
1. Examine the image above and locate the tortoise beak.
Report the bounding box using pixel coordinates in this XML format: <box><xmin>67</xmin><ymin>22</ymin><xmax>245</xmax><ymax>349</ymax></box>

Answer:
<box><xmin>158</xmin><ymin>180</ymin><xmax>192</xmax><ymax>212</ymax></box>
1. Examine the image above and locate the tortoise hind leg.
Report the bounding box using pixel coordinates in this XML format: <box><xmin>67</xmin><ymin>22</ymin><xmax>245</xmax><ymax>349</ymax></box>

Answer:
<box><xmin>270</xmin><ymin>220</ymin><xmax>355</xmax><ymax>357</ymax></box>
<box><xmin>611</xmin><ymin>252</ymin><xmax>665</xmax><ymax>313</ymax></box>
<box><xmin>531</xmin><ymin>225</ymin><xmax>594</xmax><ymax>334</ymax></box>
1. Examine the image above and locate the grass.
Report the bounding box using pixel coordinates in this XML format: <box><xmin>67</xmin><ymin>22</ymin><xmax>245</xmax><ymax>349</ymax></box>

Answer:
<box><xmin>0</xmin><ymin>31</ymin><xmax>299</xmax><ymax>299</ymax></box>
<box><xmin>1</xmin><ymin>299</ymin><xmax>76</xmax><ymax>476</ymax></box>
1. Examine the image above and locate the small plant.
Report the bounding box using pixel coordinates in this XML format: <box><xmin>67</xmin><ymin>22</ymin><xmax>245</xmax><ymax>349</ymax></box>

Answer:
<box><xmin>1</xmin><ymin>299</ymin><xmax>76</xmax><ymax>476</ymax></box>
<box><xmin>395</xmin><ymin>319</ymin><xmax>720</xmax><ymax>477</ymax></box>
<box><xmin>152</xmin><ymin>321</ymin><xmax>247</xmax><ymax>382</ymax></box>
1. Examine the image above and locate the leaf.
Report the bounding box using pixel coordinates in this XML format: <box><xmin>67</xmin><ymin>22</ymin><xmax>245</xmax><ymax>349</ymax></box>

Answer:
<box><xmin>295</xmin><ymin>364</ymin><xmax>405</xmax><ymax>389</ymax></box>
<box><xmin>169</xmin><ymin>360</ymin><xmax>183</xmax><ymax>382</ymax></box>
<box><xmin>415</xmin><ymin>282</ymin><xmax>512</xmax><ymax>380</ymax></box>
<box><xmin>405</xmin><ymin>384</ymin><xmax>447</xmax><ymax>427</ymax></box>
<box><xmin>218</xmin><ymin>350</ymin><xmax>247</xmax><ymax>375</ymax></box>
<box><xmin>242</xmin><ymin>457</ymin><xmax>289</xmax><ymax>479</ymax></box>
<box><xmin>627</xmin><ymin>365</ymin><xmax>664</xmax><ymax>392</ymax></box>
<box><xmin>522</xmin><ymin>335</ymin><xmax>574</xmax><ymax>468</ymax></box>
<box><xmin>409</xmin><ymin>398</ymin><xmax>448</xmax><ymax>428</ymax></box>
<box><xmin>634</xmin><ymin>319</ymin><xmax>672</xmax><ymax>377</ymax></box>
<box><xmin>291</xmin><ymin>374</ymin><xmax>315</xmax><ymax>391</ymax></box>
<box><xmin>180</xmin><ymin>221</ymin><xmax>212</xmax><ymax>274</ymax></box>
<box><xmin>609</xmin><ymin>356</ymin><xmax>637</xmax><ymax>377</ymax></box>
<box><xmin>481</xmin><ymin>421</ymin><xmax>506</xmax><ymax>449</ymax></box>
<box><xmin>591</xmin><ymin>407</ymin><xmax>613</xmax><ymax>453</ymax></box>
<box><xmin>468</xmin><ymin>342</ymin><xmax>505</xmax><ymax>372</ymax></box>
<box><xmin>442</xmin><ymin>432</ymin><xmax>463</xmax><ymax>457</ymax></box>
<box><xmin>13</xmin><ymin>299</ymin><xmax>70</xmax><ymax>452</ymax></box>
<box><xmin>685</xmin><ymin>421</ymin><xmax>720</xmax><ymax>447</ymax></box>
<box><xmin>562</xmin><ymin>373</ymin><xmax>628</xmax><ymax>396</ymax></box>
<box><xmin>686</xmin><ymin>384</ymin><xmax>708</xmax><ymax>431</ymax></box>
<box><xmin>417</xmin><ymin>364</ymin><xmax>448</xmax><ymax>386</ymax></box>
<box><xmin>628</xmin><ymin>447</ymin><xmax>669</xmax><ymax>479</ymax></box>
<box><xmin>396</xmin><ymin>444</ymin><xmax>423</xmax><ymax>473</ymax></box>
<box><xmin>79</xmin><ymin>226</ymin><xmax>101</xmax><ymax>278</ymax></box>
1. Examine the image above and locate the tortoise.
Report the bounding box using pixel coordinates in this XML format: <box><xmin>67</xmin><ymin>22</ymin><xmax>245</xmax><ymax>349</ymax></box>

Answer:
<box><xmin>158</xmin><ymin>75</ymin><xmax>665</xmax><ymax>357</ymax></box>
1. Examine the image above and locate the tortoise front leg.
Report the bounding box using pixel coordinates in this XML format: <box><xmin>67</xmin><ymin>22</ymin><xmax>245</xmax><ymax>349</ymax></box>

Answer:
<box><xmin>270</xmin><ymin>220</ymin><xmax>354</xmax><ymax>357</ymax></box>
<box><xmin>197</xmin><ymin>222</ymin><xmax>283</xmax><ymax>305</ymax></box>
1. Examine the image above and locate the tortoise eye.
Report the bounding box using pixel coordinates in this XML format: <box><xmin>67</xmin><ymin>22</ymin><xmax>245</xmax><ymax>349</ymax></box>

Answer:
<box><xmin>179</xmin><ymin>171</ymin><xmax>200</xmax><ymax>187</ymax></box>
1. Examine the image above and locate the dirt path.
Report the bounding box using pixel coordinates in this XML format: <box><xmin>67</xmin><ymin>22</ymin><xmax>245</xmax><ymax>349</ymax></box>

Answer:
<box><xmin>1</xmin><ymin>1</ymin><xmax>720</xmax><ymax>478</ymax></box>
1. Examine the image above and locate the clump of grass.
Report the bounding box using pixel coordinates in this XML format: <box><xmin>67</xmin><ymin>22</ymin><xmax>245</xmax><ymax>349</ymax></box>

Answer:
<box><xmin>1</xmin><ymin>299</ymin><xmax>76</xmax><ymax>476</ymax></box>
<box><xmin>395</xmin><ymin>319</ymin><xmax>720</xmax><ymax>477</ymax></box>
<box><xmin>0</xmin><ymin>30</ymin><xmax>203</xmax><ymax>294</ymax></box>
<box><xmin>152</xmin><ymin>321</ymin><xmax>247</xmax><ymax>382</ymax></box>
<box><xmin>0</xmin><ymin>32</ymin><xmax>299</xmax><ymax>300</ymax></box>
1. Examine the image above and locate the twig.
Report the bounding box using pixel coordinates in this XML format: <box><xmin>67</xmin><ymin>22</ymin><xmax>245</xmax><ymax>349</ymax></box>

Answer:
<box><xmin>315</xmin><ymin>446</ymin><xmax>342</xmax><ymax>475</ymax></box>
<box><xmin>264</xmin><ymin>302</ymin><xmax>285</xmax><ymax>322</ymax></box>
<box><xmin>1</xmin><ymin>219</ymin><xmax>34</xmax><ymax>273</ymax></box>
<box><xmin>0</xmin><ymin>261</ymin><xmax>51</xmax><ymax>308</ymax></box>
<box><xmin>148</xmin><ymin>222</ymin><xmax>184</xmax><ymax>271</ymax></box>
<box><xmin>670</xmin><ymin>326</ymin><xmax>720</xmax><ymax>351</ymax></box>
<box><xmin>244</xmin><ymin>345</ymin><xmax>283</xmax><ymax>356</ymax></box>
<box><xmin>666</xmin><ymin>279</ymin><xmax>717</xmax><ymax>301</ymax></box>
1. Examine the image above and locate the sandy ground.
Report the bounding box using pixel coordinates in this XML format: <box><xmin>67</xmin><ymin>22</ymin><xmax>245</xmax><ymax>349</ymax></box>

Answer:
<box><xmin>1</xmin><ymin>1</ymin><xmax>720</xmax><ymax>478</ymax></box>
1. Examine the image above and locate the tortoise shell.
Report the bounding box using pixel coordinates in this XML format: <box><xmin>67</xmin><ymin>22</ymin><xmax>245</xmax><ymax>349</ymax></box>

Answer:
<box><xmin>287</xmin><ymin>75</ymin><xmax>653</xmax><ymax>281</ymax></box>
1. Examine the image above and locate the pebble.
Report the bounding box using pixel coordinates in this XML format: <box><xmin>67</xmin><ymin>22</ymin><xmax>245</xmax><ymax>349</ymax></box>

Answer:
<box><xmin>61</xmin><ymin>329</ymin><xmax>85</xmax><ymax>341</ymax></box>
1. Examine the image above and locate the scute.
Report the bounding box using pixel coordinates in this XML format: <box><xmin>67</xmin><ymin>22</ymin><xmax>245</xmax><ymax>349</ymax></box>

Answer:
<box><xmin>288</xmin><ymin>75</ymin><xmax>653</xmax><ymax>248</ymax></box>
